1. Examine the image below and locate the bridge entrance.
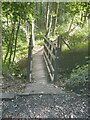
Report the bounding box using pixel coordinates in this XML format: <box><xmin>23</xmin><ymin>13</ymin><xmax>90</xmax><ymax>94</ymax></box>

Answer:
<box><xmin>27</xmin><ymin>35</ymin><xmax>62</xmax><ymax>83</ymax></box>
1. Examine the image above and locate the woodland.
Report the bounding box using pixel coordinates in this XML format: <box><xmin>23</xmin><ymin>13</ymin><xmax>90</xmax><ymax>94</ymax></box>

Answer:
<box><xmin>1</xmin><ymin>2</ymin><xmax>90</xmax><ymax>94</ymax></box>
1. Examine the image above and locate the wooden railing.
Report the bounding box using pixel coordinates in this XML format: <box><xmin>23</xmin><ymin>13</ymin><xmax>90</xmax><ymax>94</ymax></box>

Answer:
<box><xmin>43</xmin><ymin>36</ymin><xmax>61</xmax><ymax>82</ymax></box>
<box><xmin>27</xmin><ymin>35</ymin><xmax>33</xmax><ymax>82</ymax></box>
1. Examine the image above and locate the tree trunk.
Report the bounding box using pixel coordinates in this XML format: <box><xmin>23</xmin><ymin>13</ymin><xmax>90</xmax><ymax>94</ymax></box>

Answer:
<box><xmin>25</xmin><ymin>21</ymin><xmax>30</xmax><ymax>43</ymax></box>
<box><xmin>54</xmin><ymin>3</ymin><xmax>59</xmax><ymax>34</ymax></box>
<box><xmin>4</xmin><ymin>43</ymin><xmax>10</xmax><ymax>63</ymax></box>
<box><xmin>45</xmin><ymin>2</ymin><xmax>50</xmax><ymax>37</ymax></box>
<box><xmin>9</xmin><ymin>21</ymin><xmax>16</xmax><ymax>63</ymax></box>
<box><xmin>48</xmin><ymin>14</ymin><xmax>53</xmax><ymax>36</ymax></box>
<box><xmin>51</xmin><ymin>3</ymin><xmax>56</xmax><ymax>35</ymax></box>
<box><xmin>4</xmin><ymin>15</ymin><xmax>11</xmax><ymax>63</ymax></box>
<box><xmin>67</xmin><ymin>18</ymin><xmax>74</xmax><ymax>33</ymax></box>
<box><xmin>32</xmin><ymin>19</ymin><xmax>35</xmax><ymax>47</ymax></box>
<box><xmin>12</xmin><ymin>17</ymin><xmax>21</xmax><ymax>63</ymax></box>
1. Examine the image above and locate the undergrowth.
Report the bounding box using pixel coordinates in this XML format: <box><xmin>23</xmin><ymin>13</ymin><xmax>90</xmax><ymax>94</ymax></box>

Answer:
<box><xmin>56</xmin><ymin>44</ymin><xmax>89</xmax><ymax>94</ymax></box>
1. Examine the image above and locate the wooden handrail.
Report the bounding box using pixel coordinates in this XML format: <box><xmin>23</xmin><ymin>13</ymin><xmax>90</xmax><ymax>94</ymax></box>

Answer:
<box><xmin>44</xmin><ymin>43</ymin><xmax>56</xmax><ymax>60</ymax></box>
<box><xmin>44</xmin><ymin>50</ymin><xmax>54</xmax><ymax>72</ymax></box>
<box><xmin>43</xmin><ymin>36</ymin><xmax>61</xmax><ymax>81</ymax></box>
<box><xmin>44</xmin><ymin>36</ymin><xmax>56</xmax><ymax>49</ymax></box>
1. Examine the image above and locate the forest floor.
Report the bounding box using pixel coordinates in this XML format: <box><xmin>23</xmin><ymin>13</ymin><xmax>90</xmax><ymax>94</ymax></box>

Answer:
<box><xmin>2</xmin><ymin>47</ymin><xmax>64</xmax><ymax>94</ymax></box>
<box><xmin>2</xmin><ymin>94</ymin><xmax>89</xmax><ymax>118</ymax></box>
<box><xmin>2</xmin><ymin>46</ymin><xmax>44</xmax><ymax>94</ymax></box>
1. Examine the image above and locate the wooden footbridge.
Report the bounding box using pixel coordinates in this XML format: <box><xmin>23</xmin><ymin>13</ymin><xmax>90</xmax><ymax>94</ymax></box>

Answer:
<box><xmin>25</xmin><ymin>35</ymin><xmax>63</xmax><ymax>93</ymax></box>
<box><xmin>27</xmin><ymin>35</ymin><xmax>62</xmax><ymax>84</ymax></box>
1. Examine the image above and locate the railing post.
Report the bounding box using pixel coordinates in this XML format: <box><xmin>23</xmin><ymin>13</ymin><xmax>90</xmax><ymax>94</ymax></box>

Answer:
<box><xmin>54</xmin><ymin>36</ymin><xmax>62</xmax><ymax>82</ymax></box>
<box><xmin>57</xmin><ymin>35</ymin><xmax>62</xmax><ymax>51</ymax></box>
<box><xmin>27</xmin><ymin>35</ymin><xmax>33</xmax><ymax>82</ymax></box>
<box><xmin>53</xmin><ymin>47</ymin><xmax>60</xmax><ymax>82</ymax></box>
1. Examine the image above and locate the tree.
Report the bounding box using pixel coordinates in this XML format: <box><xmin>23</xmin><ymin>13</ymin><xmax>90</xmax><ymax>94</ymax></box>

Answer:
<box><xmin>2</xmin><ymin>2</ymin><xmax>34</xmax><ymax>64</ymax></box>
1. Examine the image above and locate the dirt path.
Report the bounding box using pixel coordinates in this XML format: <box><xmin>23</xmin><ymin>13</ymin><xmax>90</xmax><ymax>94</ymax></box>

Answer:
<box><xmin>2</xmin><ymin>94</ymin><xmax>88</xmax><ymax>118</ymax></box>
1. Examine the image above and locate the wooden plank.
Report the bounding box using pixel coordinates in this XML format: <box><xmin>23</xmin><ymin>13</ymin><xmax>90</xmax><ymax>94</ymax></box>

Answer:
<box><xmin>32</xmin><ymin>50</ymin><xmax>49</xmax><ymax>83</ymax></box>
<box><xmin>44</xmin><ymin>37</ymin><xmax>56</xmax><ymax>49</ymax></box>
<box><xmin>43</xmin><ymin>50</ymin><xmax>54</xmax><ymax>73</ymax></box>
<box><xmin>0</xmin><ymin>93</ymin><xmax>16</xmax><ymax>100</ymax></box>
<box><xmin>43</xmin><ymin>36</ymin><xmax>61</xmax><ymax>82</ymax></box>
<box><xmin>44</xmin><ymin>43</ymin><xmax>55</xmax><ymax>60</ymax></box>
<box><xmin>43</xmin><ymin>53</ymin><xmax>54</xmax><ymax>81</ymax></box>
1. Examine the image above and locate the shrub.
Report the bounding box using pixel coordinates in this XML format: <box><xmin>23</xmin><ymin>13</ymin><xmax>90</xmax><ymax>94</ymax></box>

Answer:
<box><xmin>65</xmin><ymin>64</ymin><xmax>88</xmax><ymax>94</ymax></box>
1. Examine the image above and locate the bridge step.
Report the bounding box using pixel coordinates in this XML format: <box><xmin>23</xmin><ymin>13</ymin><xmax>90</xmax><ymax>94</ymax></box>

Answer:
<box><xmin>0</xmin><ymin>93</ymin><xmax>16</xmax><ymax>99</ymax></box>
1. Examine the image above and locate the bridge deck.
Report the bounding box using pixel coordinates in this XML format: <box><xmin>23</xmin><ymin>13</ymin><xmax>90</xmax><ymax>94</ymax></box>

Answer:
<box><xmin>24</xmin><ymin>48</ymin><xmax>63</xmax><ymax>94</ymax></box>
<box><xmin>32</xmin><ymin>49</ymin><xmax>49</xmax><ymax>84</ymax></box>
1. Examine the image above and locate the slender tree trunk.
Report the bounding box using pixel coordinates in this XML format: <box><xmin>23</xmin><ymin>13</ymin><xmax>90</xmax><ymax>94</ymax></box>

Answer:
<box><xmin>48</xmin><ymin>14</ymin><xmax>52</xmax><ymax>36</ymax></box>
<box><xmin>25</xmin><ymin>21</ymin><xmax>30</xmax><ymax>43</ymax></box>
<box><xmin>12</xmin><ymin>17</ymin><xmax>21</xmax><ymax>63</ymax></box>
<box><xmin>4</xmin><ymin>42</ymin><xmax>10</xmax><ymax>63</ymax></box>
<box><xmin>32</xmin><ymin>19</ymin><xmax>35</xmax><ymax>47</ymax></box>
<box><xmin>68</xmin><ymin>18</ymin><xmax>74</xmax><ymax>33</ymax></box>
<box><xmin>49</xmin><ymin>3</ymin><xmax>56</xmax><ymax>35</ymax></box>
<box><xmin>4</xmin><ymin>15</ymin><xmax>10</xmax><ymax>63</ymax></box>
<box><xmin>40</xmin><ymin>2</ymin><xmax>43</xmax><ymax>30</ymax></box>
<box><xmin>54</xmin><ymin>3</ymin><xmax>59</xmax><ymax>34</ymax></box>
<box><xmin>9</xmin><ymin>21</ymin><xmax>16</xmax><ymax>63</ymax></box>
<box><xmin>62</xmin><ymin>38</ymin><xmax>71</xmax><ymax>50</ymax></box>
<box><xmin>45</xmin><ymin>2</ymin><xmax>50</xmax><ymax>37</ymax></box>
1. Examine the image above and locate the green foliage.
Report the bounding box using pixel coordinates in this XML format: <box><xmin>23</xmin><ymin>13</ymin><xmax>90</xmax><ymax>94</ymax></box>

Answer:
<box><xmin>65</xmin><ymin>2</ymin><xmax>90</xmax><ymax>21</ymax></box>
<box><xmin>2</xmin><ymin>2</ymin><xmax>35</xmax><ymax>64</ymax></box>
<box><xmin>2</xmin><ymin>60</ymin><xmax>27</xmax><ymax>80</ymax></box>
<box><xmin>55</xmin><ymin>24</ymin><xmax>68</xmax><ymax>35</ymax></box>
<box><xmin>35</xmin><ymin>32</ymin><xmax>43</xmax><ymax>40</ymax></box>
<box><xmin>2</xmin><ymin>2</ymin><xmax>89</xmax><ymax>82</ymax></box>
<box><xmin>65</xmin><ymin>64</ymin><xmax>88</xmax><ymax>94</ymax></box>
<box><xmin>56</xmin><ymin>43</ymin><xmax>88</xmax><ymax>94</ymax></box>
<box><xmin>68</xmin><ymin>24</ymin><xmax>88</xmax><ymax>48</ymax></box>
<box><xmin>2</xmin><ymin>25</ymin><xmax>28</xmax><ymax>62</ymax></box>
<box><xmin>36</xmin><ymin>40</ymin><xmax>44</xmax><ymax>46</ymax></box>
<box><xmin>2</xmin><ymin>2</ymin><xmax>35</xmax><ymax>21</ymax></box>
